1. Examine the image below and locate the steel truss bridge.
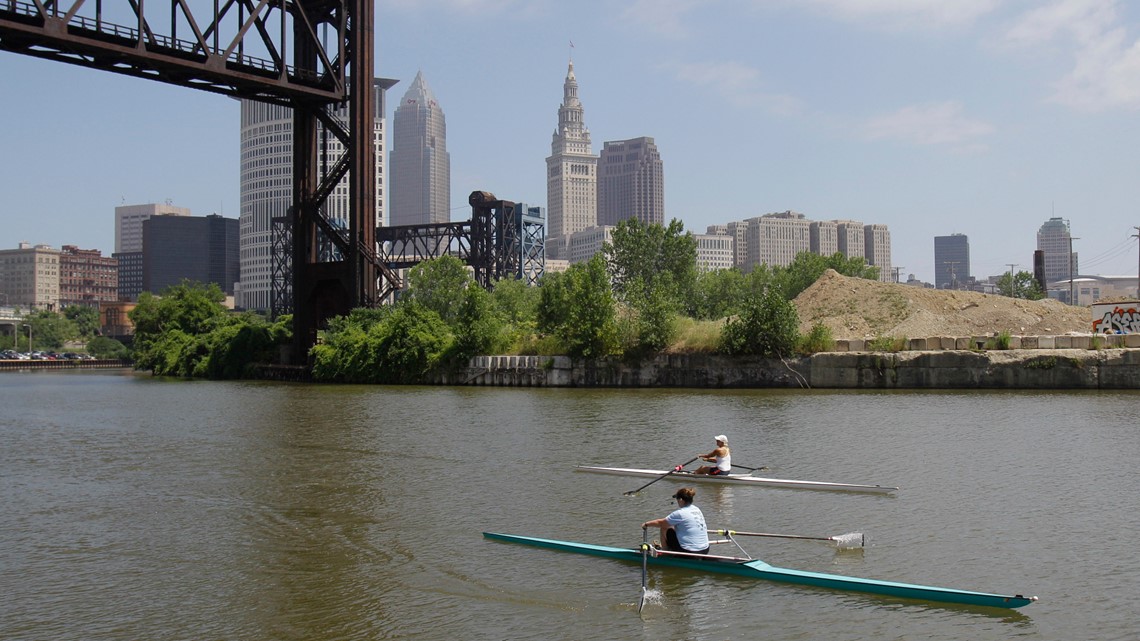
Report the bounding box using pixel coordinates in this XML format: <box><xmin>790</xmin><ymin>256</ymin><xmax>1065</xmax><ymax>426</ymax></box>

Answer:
<box><xmin>1</xmin><ymin>0</ymin><xmax>547</xmax><ymax>363</ymax></box>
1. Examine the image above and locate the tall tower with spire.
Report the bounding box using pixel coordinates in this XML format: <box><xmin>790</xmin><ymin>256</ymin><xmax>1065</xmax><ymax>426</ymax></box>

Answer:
<box><xmin>545</xmin><ymin>60</ymin><xmax>597</xmax><ymax>258</ymax></box>
<box><xmin>391</xmin><ymin>71</ymin><xmax>450</xmax><ymax>226</ymax></box>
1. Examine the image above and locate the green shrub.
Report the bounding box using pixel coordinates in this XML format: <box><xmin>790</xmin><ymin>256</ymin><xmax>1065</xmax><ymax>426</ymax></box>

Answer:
<box><xmin>718</xmin><ymin>287</ymin><xmax>800</xmax><ymax>357</ymax></box>
<box><xmin>984</xmin><ymin>330</ymin><xmax>1012</xmax><ymax>350</ymax></box>
<box><xmin>867</xmin><ymin>335</ymin><xmax>907</xmax><ymax>352</ymax></box>
<box><xmin>796</xmin><ymin>322</ymin><xmax>835</xmax><ymax>355</ymax></box>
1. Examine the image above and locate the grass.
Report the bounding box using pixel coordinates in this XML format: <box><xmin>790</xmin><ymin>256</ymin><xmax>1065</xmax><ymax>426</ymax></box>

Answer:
<box><xmin>866</xmin><ymin>335</ymin><xmax>907</xmax><ymax>352</ymax></box>
<box><xmin>666</xmin><ymin>317</ymin><xmax>723</xmax><ymax>353</ymax></box>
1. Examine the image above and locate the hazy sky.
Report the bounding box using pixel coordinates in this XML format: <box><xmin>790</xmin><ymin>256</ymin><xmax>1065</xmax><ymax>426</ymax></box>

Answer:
<box><xmin>3</xmin><ymin>0</ymin><xmax>1140</xmax><ymax>283</ymax></box>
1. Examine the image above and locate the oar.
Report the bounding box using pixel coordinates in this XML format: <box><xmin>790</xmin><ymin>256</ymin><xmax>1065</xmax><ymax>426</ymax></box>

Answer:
<box><xmin>637</xmin><ymin>527</ymin><xmax>650</xmax><ymax>614</ymax></box>
<box><xmin>710</xmin><ymin>528</ymin><xmax>865</xmax><ymax>550</ymax></box>
<box><xmin>730</xmin><ymin>464</ymin><xmax>769</xmax><ymax>473</ymax></box>
<box><xmin>623</xmin><ymin>456</ymin><xmax>699</xmax><ymax>496</ymax></box>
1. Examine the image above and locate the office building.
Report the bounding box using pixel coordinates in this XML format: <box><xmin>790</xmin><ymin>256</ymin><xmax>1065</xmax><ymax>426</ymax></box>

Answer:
<box><xmin>835</xmin><ymin>221</ymin><xmax>865</xmax><ymax>260</ymax></box>
<box><xmin>1037</xmin><ymin>217</ymin><xmax>1077</xmax><ymax>285</ymax></box>
<box><xmin>863</xmin><ymin>224</ymin><xmax>892</xmax><ymax>282</ymax></box>
<box><xmin>59</xmin><ymin>245</ymin><xmax>118</xmax><ymax>308</ymax></box>
<box><xmin>143</xmin><ymin>214</ymin><xmax>239</xmax><ymax>296</ymax></box>
<box><xmin>0</xmin><ymin>242</ymin><xmax>59</xmax><ymax>310</ymax></box>
<box><xmin>113</xmin><ymin>251</ymin><xmax>143</xmax><ymax>302</ymax></box>
<box><xmin>695</xmin><ymin>233</ymin><xmax>734</xmax><ymax>272</ymax></box>
<box><xmin>741</xmin><ymin>212</ymin><xmax>811</xmax><ymax>271</ymax></box>
<box><xmin>390</xmin><ymin>71</ymin><xmax>450</xmax><ymax>227</ymax></box>
<box><xmin>723</xmin><ymin>213</ymin><xmax>891</xmax><ymax>275</ymax></box>
<box><xmin>934</xmin><ymin>234</ymin><xmax>970</xmax><ymax>289</ymax></box>
<box><xmin>567</xmin><ymin>225</ymin><xmax>614</xmax><ymax>264</ymax></box>
<box><xmin>810</xmin><ymin>220</ymin><xmax>839</xmax><ymax>257</ymax></box>
<box><xmin>115</xmin><ymin>202</ymin><xmax>191</xmax><ymax>254</ymax></box>
<box><xmin>546</xmin><ymin>60</ymin><xmax>598</xmax><ymax>259</ymax></box>
<box><xmin>598</xmin><ymin>136</ymin><xmax>663</xmax><ymax>227</ymax></box>
<box><xmin>236</xmin><ymin>78</ymin><xmax>396</xmax><ymax>312</ymax></box>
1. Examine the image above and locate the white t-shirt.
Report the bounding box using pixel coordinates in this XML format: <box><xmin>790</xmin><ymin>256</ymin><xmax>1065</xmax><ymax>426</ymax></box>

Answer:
<box><xmin>665</xmin><ymin>504</ymin><xmax>709</xmax><ymax>551</ymax></box>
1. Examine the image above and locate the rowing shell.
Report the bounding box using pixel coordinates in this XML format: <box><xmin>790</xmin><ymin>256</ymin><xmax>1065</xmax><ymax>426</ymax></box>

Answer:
<box><xmin>483</xmin><ymin>532</ymin><xmax>1036</xmax><ymax>609</ymax></box>
<box><xmin>575</xmin><ymin>465</ymin><xmax>899</xmax><ymax>494</ymax></box>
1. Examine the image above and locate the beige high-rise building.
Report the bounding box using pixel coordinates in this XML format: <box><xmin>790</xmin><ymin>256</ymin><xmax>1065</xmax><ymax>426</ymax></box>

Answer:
<box><xmin>723</xmin><ymin>213</ymin><xmax>891</xmax><ymax>276</ymax></box>
<box><xmin>391</xmin><ymin>71</ymin><xmax>450</xmax><ymax>226</ymax></box>
<box><xmin>546</xmin><ymin>60</ymin><xmax>597</xmax><ymax>259</ymax></box>
<box><xmin>864</xmin><ymin>224</ymin><xmax>892</xmax><ymax>282</ymax></box>
<box><xmin>835</xmin><ymin>220</ymin><xmax>866</xmax><ymax>260</ymax></box>
<box><xmin>0</xmin><ymin>242</ymin><xmax>60</xmax><ymax>310</ymax></box>
<box><xmin>810</xmin><ymin>220</ymin><xmax>839</xmax><ymax>256</ymax></box>
<box><xmin>742</xmin><ymin>212</ymin><xmax>811</xmax><ymax>271</ymax></box>
<box><xmin>598</xmin><ymin>136</ymin><xmax>663</xmax><ymax>227</ymax></box>
<box><xmin>695</xmin><ymin>233</ymin><xmax>734</xmax><ymax>272</ymax></box>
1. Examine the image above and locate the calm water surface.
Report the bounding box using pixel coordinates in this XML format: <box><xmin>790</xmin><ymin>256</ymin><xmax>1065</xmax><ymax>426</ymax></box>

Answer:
<box><xmin>2</xmin><ymin>370</ymin><xmax>1139</xmax><ymax>640</ymax></box>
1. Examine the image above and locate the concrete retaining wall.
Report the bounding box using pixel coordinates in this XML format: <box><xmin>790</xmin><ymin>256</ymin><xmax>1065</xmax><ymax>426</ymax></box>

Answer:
<box><xmin>444</xmin><ymin>349</ymin><xmax>1140</xmax><ymax>389</ymax></box>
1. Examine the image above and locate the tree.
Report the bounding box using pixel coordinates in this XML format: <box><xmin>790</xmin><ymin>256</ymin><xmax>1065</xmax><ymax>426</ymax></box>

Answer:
<box><xmin>312</xmin><ymin>302</ymin><xmax>454</xmax><ymax>384</ymax></box>
<box><xmin>538</xmin><ymin>254</ymin><xmax>620</xmax><ymax>358</ymax></box>
<box><xmin>129</xmin><ymin>281</ymin><xmax>229</xmax><ymax>374</ymax></box>
<box><xmin>719</xmin><ymin>286</ymin><xmax>800</xmax><ymax>357</ymax></box>
<box><xmin>87</xmin><ymin>336</ymin><xmax>129</xmax><ymax>359</ymax></box>
<box><xmin>623</xmin><ymin>276</ymin><xmax>678</xmax><ymax>355</ymax></box>
<box><xmin>22</xmin><ymin>309</ymin><xmax>79</xmax><ymax>350</ymax></box>
<box><xmin>404</xmin><ymin>255</ymin><xmax>472</xmax><ymax>326</ymax></box>
<box><xmin>63</xmin><ymin>305</ymin><xmax>100</xmax><ymax>337</ymax></box>
<box><xmin>997</xmin><ymin>270</ymin><xmax>1045</xmax><ymax>300</ymax></box>
<box><xmin>452</xmin><ymin>283</ymin><xmax>508</xmax><ymax>359</ymax></box>
<box><xmin>689</xmin><ymin>268</ymin><xmax>748</xmax><ymax>320</ymax></box>
<box><xmin>773</xmin><ymin>252</ymin><xmax>879</xmax><ymax>300</ymax></box>
<box><xmin>604</xmin><ymin>218</ymin><xmax>697</xmax><ymax>307</ymax></box>
<box><xmin>490</xmin><ymin>276</ymin><xmax>540</xmax><ymax>326</ymax></box>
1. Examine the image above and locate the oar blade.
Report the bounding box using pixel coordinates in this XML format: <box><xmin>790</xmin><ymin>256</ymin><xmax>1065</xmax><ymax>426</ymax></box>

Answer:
<box><xmin>637</xmin><ymin>586</ymin><xmax>647</xmax><ymax>614</ymax></box>
<box><xmin>830</xmin><ymin>532</ymin><xmax>865</xmax><ymax>549</ymax></box>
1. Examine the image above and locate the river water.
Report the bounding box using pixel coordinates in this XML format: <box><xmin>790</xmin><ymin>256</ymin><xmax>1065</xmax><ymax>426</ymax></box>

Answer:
<box><xmin>2</xmin><ymin>370</ymin><xmax>1138</xmax><ymax>641</ymax></box>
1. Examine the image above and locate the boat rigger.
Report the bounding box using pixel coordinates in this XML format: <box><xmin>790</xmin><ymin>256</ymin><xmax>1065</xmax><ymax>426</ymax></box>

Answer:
<box><xmin>482</xmin><ymin>532</ymin><xmax>1036</xmax><ymax>609</ymax></box>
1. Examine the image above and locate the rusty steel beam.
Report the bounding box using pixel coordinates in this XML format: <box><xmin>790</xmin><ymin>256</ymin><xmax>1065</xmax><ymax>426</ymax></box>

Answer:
<box><xmin>3</xmin><ymin>0</ymin><xmax>388</xmax><ymax>364</ymax></box>
<box><xmin>0</xmin><ymin>0</ymin><xmax>347</xmax><ymax>103</ymax></box>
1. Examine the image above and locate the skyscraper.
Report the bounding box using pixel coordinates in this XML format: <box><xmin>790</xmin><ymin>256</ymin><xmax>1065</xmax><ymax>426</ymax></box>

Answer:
<box><xmin>236</xmin><ymin>79</ymin><xmax>395</xmax><ymax>312</ymax></box>
<box><xmin>143</xmin><ymin>214</ymin><xmax>239</xmax><ymax>296</ymax></box>
<box><xmin>934</xmin><ymin>233</ymin><xmax>970</xmax><ymax>289</ymax></box>
<box><xmin>390</xmin><ymin>71</ymin><xmax>450</xmax><ymax>226</ymax></box>
<box><xmin>115</xmin><ymin>202</ymin><xmax>191</xmax><ymax>254</ymax></box>
<box><xmin>546</xmin><ymin>60</ymin><xmax>597</xmax><ymax>259</ymax></box>
<box><xmin>1037</xmin><ymin>217</ymin><xmax>1077</xmax><ymax>285</ymax></box>
<box><xmin>597</xmin><ymin>136</ymin><xmax>664</xmax><ymax>226</ymax></box>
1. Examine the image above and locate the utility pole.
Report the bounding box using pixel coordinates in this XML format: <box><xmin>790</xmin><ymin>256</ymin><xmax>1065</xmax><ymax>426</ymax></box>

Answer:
<box><xmin>893</xmin><ymin>266</ymin><xmax>904</xmax><ymax>284</ymax></box>
<box><xmin>945</xmin><ymin>261</ymin><xmax>959</xmax><ymax>290</ymax></box>
<box><xmin>1133</xmin><ymin>226</ymin><xmax>1139</xmax><ymax>298</ymax></box>
<box><xmin>1006</xmin><ymin>263</ymin><xmax>1018</xmax><ymax>297</ymax></box>
<box><xmin>1069</xmin><ymin>236</ymin><xmax>1079</xmax><ymax>305</ymax></box>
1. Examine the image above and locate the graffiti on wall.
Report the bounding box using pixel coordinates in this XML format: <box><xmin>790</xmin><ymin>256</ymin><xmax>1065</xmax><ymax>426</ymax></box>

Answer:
<box><xmin>1092</xmin><ymin>304</ymin><xmax>1140</xmax><ymax>334</ymax></box>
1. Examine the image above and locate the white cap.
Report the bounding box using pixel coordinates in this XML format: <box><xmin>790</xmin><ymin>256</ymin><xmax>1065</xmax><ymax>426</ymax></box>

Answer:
<box><xmin>715</xmin><ymin>434</ymin><xmax>728</xmax><ymax>444</ymax></box>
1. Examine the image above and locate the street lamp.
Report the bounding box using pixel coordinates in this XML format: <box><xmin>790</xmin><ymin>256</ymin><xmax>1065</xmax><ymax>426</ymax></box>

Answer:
<box><xmin>22</xmin><ymin>324</ymin><xmax>31</xmax><ymax>353</ymax></box>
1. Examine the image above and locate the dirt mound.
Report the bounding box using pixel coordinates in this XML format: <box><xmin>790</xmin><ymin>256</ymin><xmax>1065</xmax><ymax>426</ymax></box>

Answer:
<box><xmin>793</xmin><ymin>270</ymin><xmax>1092</xmax><ymax>340</ymax></box>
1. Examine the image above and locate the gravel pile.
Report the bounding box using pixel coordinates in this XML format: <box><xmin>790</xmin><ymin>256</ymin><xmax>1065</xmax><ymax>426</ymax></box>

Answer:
<box><xmin>793</xmin><ymin>269</ymin><xmax>1092</xmax><ymax>341</ymax></box>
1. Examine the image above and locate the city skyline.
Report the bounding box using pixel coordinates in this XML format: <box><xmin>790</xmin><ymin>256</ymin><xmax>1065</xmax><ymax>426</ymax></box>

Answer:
<box><xmin>3</xmin><ymin>1</ymin><xmax>1140</xmax><ymax>284</ymax></box>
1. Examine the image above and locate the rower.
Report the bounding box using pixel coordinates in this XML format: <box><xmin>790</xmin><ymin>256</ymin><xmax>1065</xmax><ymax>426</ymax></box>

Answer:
<box><xmin>694</xmin><ymin>434</ymin><xmax>731</xmax><ymax>475</ymax></box>
<box><xmin>642</xmin><ymin>487</ymin><xmax>710</xmax><ymax>555</ymax></box>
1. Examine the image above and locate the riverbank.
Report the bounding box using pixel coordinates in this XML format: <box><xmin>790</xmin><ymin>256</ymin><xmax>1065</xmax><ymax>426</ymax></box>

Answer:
<box><xmin>0</xmin><ymin>358</ymin><xmax>132</xmax><ymax>372</ymax></box>
<box><xmin>446</xmin><ymin>347</ymin><xmax>1140</xmax><ymax>389</ymax></box>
